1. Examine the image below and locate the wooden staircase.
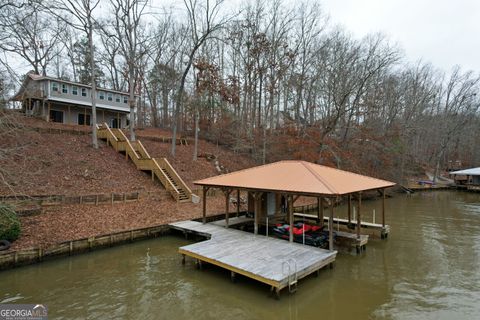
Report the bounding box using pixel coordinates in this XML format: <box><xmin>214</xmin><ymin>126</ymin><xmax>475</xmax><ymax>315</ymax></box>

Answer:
<box><xmin>97</xmin><ymin>123</ymin><xmax>192</xmax><ymax>203</ymax></box>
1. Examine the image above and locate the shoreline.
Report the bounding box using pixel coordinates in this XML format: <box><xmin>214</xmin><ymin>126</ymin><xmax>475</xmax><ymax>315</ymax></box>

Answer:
<box><xmin>0</xmin><ymin>187</ymin><xmax>468</xmax><ymax>272</ymax></box>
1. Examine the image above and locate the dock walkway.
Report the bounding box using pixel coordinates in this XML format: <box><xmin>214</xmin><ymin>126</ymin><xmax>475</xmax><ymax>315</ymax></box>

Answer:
<box><xmin>169</xmin><ymin>220</ymin><xmax>337</xmax><ymax>296</ymax></box>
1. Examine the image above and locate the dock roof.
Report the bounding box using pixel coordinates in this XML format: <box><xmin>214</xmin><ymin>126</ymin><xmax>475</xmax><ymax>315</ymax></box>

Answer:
<box><xmin>450</xmin><ymin>167</ymin><xmax>480</xmax><ymax>176</ymax></box>
<box><xmin>194</xmin><ymin>160</ymin><xmax>395</xmax><ymax>196</ymax></box>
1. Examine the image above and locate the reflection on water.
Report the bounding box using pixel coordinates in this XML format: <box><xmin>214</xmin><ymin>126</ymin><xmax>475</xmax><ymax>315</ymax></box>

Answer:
<box><xmin>1</xmin><ymin>191</ymin><xmax>480</xmax><ymax>319</ymax></box>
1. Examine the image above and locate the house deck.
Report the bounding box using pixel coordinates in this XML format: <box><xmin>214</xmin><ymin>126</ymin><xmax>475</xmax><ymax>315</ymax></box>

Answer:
<box><xmin>169</xmin><ymin>220</ymin><xmax>337</xmax><ymax>296</ymax></box>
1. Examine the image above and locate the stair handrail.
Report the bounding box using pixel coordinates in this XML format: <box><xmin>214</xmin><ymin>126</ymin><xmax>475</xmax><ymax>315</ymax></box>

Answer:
<box><xmin>152</xmin><ymin>158</ymin><xmax>180</xmax><ymax>196</ymax></box>
<box><xmin>102</xmin><ymin>122</ymin><xmax>119</xmax><ymax>142</ymax></box>
<box><xmin>97</xmin><ymin>122</ymin><xmax>189</xmax><ymax>202</ymax></box>
<box><xmin>115</xmin><ymin>130</ymin><xmax>141</xmax><ymax>162</ymax></box>
<box><xmin>161</xmin><ymin>157</ymin><xmax>192</xmax><ymax>196</ymax></box>
<box><xmin>136</xmin><ymin>140</ymin><xmax>151</xmax><ymax>159</ymax></box>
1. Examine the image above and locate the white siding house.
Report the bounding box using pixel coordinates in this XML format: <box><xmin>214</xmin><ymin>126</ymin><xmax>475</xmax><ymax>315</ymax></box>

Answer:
<box><xmin>12</xmin><ymin>73</ymin><xmax>137</xmax><ymax>128</ymax></box>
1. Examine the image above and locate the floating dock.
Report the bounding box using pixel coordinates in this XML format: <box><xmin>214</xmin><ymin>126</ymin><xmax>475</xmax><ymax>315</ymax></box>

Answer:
<box><xmin>169</xmin><ymin>220</ymin><xmax>337</xmax><ymax>297</ymax></box>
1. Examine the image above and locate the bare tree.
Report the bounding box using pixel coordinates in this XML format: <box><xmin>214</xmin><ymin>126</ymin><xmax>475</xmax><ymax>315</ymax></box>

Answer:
<box><xmin>431</xmin><ymin>67</ymin><xmax>480</xmax><ymax>181</ymax></box>
<box><xmin>0</xmin><ymin>2</ymin><xmax>62</xmax><ymax>75</ymax></box>
<box><xmin>42</xmin><ymin>0</ymin><xmax>101</xmax><ymax>148</ymax></box>
<box><xmin>171</xmin><ymin>0</ymin><xmax>232</xmax><ymax>158</ymax></box>
<box><xmin>107</xmin><ymin>0</ymin><xmax>150</xmax><ymax>141</ymax></box>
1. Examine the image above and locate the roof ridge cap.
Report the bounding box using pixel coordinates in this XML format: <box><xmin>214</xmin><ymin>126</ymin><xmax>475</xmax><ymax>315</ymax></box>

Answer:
<box><xmin>300</xmin><ymin>161</ymin><xmax>339</xmax><ymax>195</ymax></box>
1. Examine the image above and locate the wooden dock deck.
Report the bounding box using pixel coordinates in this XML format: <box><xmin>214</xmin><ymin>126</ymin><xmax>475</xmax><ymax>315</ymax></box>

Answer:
<box><xmin>294</xmin><ymin>212</ymin><xmax>390</xmax><ymax>239</ymax></box>
<box><xmin>169</xmin><ymin>220</ymin><xmax>337</xmax><ymax>296</ymax></box>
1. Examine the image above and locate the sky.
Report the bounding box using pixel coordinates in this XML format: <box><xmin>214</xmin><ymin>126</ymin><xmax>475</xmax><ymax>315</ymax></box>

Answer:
<box><xmin>320</xmin><ymin>0</ymin><xmax>480</xmax><ymax>73</ymax></box>
<box><xmin>5</xmin><ymin>0</ymin><xmax>479</xmax><ymax>79</ymax></box>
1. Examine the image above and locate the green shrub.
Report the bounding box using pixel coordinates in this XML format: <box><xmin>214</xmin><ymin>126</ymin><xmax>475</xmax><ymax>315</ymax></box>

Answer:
<box><xmin>0</xmin><ymin>204</ymin><xmax>21</xmax><ymax>241</ymax></box>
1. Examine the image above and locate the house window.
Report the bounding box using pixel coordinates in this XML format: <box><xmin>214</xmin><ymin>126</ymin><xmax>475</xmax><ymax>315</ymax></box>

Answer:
<box><xmin>99</xmin><ymin>91</ymin><xmax>105</xmax><ymax>100</ymax></box>
<box><xmin>115</xmin><ymin>95</ymin><xmax>120</xmax><ymax>103</ymax></box>
<box><xmin>51</xmin><ymin>82</ymin><xmax>58</xmax><ymax>92</ymax></box>
<box><xmin>107</xmin><ymin>92</ymin><xmax>113</xmax><ymax>101</ymax></box>
<box><xmin>78</xmin><ymin>113</ymin><xmax>91</xmax><ymax>125</ymax></box>
<box><xmin>72</xmin><ymin>86</ymin><xmax>78</xmax><ymax>95</ymax></box>
<box><xmin>123</xmin><ymin>96</ymin><xmax>128</xmax><ymax>104</ymax></box>
<box><xmin>81</xmin><ymin>88</ymin><xmax>87</xmax><ymax>97</ymax></box>
<box><xmin>62</xmin><ymin>84</ymin><xmax>68</xmax><ymax>94</ymax></box>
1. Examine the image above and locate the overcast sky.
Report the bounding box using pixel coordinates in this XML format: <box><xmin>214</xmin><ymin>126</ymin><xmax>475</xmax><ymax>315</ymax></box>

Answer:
<box><xmin>321</xmin><ymin>0</ymin><xmax>480</xmax><ymax>73</ymax></box>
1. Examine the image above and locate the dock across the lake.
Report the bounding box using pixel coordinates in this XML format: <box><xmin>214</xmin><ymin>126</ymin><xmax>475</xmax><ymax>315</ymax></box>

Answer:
<box><xmin>169</xmin><ymin>220</ymin><xmax>337</xmax><ymax>296</ymax></box>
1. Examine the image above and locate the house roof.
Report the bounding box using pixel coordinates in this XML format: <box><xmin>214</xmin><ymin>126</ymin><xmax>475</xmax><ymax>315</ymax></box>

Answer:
<box><xmin>194</xmin><ymin>160</ymin><xmax>395</xmax><ymax>196</ymax></box>
<box><xmin>11</xmin><ymin>73</ymin><xmax>138</xmax><ymax>101</ymax></box>
<box><xmin>450</xmin><ymin>167</ymin><xmax>480</xmax><ymax>176</ymax></box>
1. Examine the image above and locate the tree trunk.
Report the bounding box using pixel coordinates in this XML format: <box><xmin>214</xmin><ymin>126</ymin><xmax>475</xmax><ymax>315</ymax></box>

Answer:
<box><xmin>88</xmin><ymin>21</ymin><xmax>98</xmax><ymax>149</ymax></box>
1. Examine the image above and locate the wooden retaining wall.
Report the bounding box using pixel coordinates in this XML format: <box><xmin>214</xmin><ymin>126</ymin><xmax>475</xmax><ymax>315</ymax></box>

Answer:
<box><xmin>139</xmin><ymin>134</ymin><xmax>189</xmax><ymax>145</ymax></box>
<box><xmin>0</xmin><ymin>225</ymin><xmax>171</xmax><ymax>271</ymax></box>
<box><xmin>0</xmin><ymin>190</ymin><xmax>171</xmax><ymax>210</ymax></box>
<box><xmin>31</xmin><ymin>126</ymin><xmax>90</xmax><ymax>135</ymax></box>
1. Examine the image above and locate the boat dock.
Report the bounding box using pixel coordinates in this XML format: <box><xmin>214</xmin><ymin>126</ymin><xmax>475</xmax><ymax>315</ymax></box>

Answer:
<box><xmin>169</xmin><ymin>220</ymin><xmax>337</xmax><ymax>297</ymax></box>
<box><xmin>294</xmin><ymin>212</ymin><xmax>390</xmax><ymax>239</ymax></box>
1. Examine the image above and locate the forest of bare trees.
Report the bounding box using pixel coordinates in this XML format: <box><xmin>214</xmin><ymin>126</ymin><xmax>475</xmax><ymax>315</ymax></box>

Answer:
<box><xmin>1</xmin><ymin>0</ymin><xmax>479</xmax><ymax>183</ymax></box>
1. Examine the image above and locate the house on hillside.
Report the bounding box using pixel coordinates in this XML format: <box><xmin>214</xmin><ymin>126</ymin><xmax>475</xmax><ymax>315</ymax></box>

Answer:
<box><xmin>11</xmin><ymin>73</ymin><xmax>136</xmax><ymax>128</ymax></box>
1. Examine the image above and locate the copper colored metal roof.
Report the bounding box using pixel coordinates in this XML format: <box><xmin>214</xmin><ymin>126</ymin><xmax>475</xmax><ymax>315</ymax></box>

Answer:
<box><xmin>194</xmin><ymin>160</ymin><xmax>395</xmax><ymax>196</ymax></box>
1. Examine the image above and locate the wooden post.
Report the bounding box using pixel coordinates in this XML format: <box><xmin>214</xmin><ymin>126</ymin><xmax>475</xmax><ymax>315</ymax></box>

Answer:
<box><xmin>202</xmin><ymin>186</ymin><xmax>208</xmax><ymax>224</ymax></box>
<box><xmin>318</xmin><ymin>197</ymin><xmax>324</xmax><ymax>227</ymax></box>
<box><xmin>316</xmin><ymin>197</ymin><xmax>321</xmax><ymax>223</ymax></box>
<box><xmin>236</xmin><ymin>189</ymin><xmax>240</xmax><ymax>217</ymax></box>
<box><xmin>288</xmin><ymin>195</ymin><xmax>293</xmax><ymax>243</ymax></box>
<box><xmin>84</xmin><ymin>107</ymin><xmax>87</xmax><ymax>125</ymax></box>
<box><xmin>381</xmin><ymin>189</ymin><xmax>386</xmax><ymax>227</ymax></box>
<box><xmin>348</xmin><ymin>194</ymin><xmax>352</xmax><ymax>224</ymax></box>
<box><xmin>357</xmin><ymin>192</ymin><xmax>362</xmax><ymax>239</ymax></box>
<box><xmin>253</xmin><ymin>193</ymin><xmax>259</xmax><ymax>235</ymax></box>
<box><xmin>103</xmin><ymin>109</ymin><xmax>105</xmax><ymax>123</ymax></box>
<box><xmin>224</xmin><ymin>189</ymin><xmax>232</xmax><ymax>228</ymax></box>
<box><xmin>329</xmin><ymin>198</ymin><xmax>334</xmax><ymax>251</ymax></box>
<box><xmin>117</xmin><ymin>112</ymin><xmax>120</xmax><ymax>128</ymax></box>
<box><xmin>68</xmin><ymin>105</ymin><xmax>71</xmax><ymax>124</ymax></box>
<box><xmin>47</xmin><ymin>102</ymin><xmax>51</xmax><ymax>121</ymax></box>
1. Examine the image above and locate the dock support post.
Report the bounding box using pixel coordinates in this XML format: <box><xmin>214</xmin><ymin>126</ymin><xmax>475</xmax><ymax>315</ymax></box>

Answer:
<box><xmin>254</xmin><ymin>192</ymin><xmax>262</xmax><ymax>235</ymax></box>
<box><xmin>357</xmin><ymin>192</ymin><xmax>362</xmax><ymax>239</ymax></box>
<box><xmin>202</xmin><ymin>186</ymin><xmax>208</xmax><ymax>224</ymax></box>
<box><xmin>329</xmin><ymin>198</ymin><xmax>334</xmax><ymax>251</ymax></box>
<box><xmin>317</xmin><ymin>197</ymin><xmax>324</xmax><ymax>226</ymax></box>
<box><xmin>224</xmin><ymin>189</ymin><xmax>232</xmax><ymax>228</ymax></box>
<box><xmin>182</xmin><ymin>254</ymin><xmax>185</xmax><ymax>265</ymax></box>
<box><xmin>231</xmin><ymin>271</ymin><xmax>236</xmax><ymax>283</ymax></box>
<box><xmin>382</xmin><ymin>189</ymin><xmax>386</xmax><ymax>228</ymax></box>
<box><xmin>274</xmin><ymin>288</ymin><xmax>280</xmax><ymax>300</ymax></box>
<box><xmin>348</xmin><ymin>194</ymin><xmax>352</xmax><ymax>224</ymax></box>
<box><xmin>237</xmin><ymin>189</ymin><xmax>240</xmax><ymax>217</ymax></box>
<box><xmin>288</xmin><ymin>195</ymin><xmax>293</xmax><ymax>243</ymax></box>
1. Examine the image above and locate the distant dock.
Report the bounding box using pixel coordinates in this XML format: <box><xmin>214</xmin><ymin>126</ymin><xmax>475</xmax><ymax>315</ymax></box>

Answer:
<box><xmin>169</xmin><ymin>220</ymin><xmax>337</xmax><ymax>297</ymax></box>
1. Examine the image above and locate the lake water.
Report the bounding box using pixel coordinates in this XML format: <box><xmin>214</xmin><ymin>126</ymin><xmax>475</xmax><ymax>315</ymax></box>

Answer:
<box><xmin>1</xmin><ymin>191</ymin><xmax>479</xmax><ymax>319</ymax></box>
